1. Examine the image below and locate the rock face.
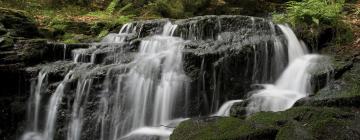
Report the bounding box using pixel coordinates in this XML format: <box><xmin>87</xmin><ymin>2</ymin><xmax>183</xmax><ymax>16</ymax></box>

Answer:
<box><xmin>0</xmin><ymin>8</ymin><xmax>40</xmax><ymax>38</ymax></box>
<box><xmin>171</xmin><ymin>20</ymin><xmax>360</xmax><ymax>140</ymax></box>
<box><xmin>0</xmin><ymin>13</ymin><xmax>293</xmax><ymax>140</ymax></box>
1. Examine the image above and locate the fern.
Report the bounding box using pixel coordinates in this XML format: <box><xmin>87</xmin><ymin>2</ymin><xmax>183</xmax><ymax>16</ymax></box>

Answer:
<box><xmin>272</xmin><ymin>0</ymin><xmax>350</xmax><ymax>46</ymax></box>
<box><xmin>106</xmin><ymin>0</ymin><xmax>120</xmax><ymax>14</ymax></box>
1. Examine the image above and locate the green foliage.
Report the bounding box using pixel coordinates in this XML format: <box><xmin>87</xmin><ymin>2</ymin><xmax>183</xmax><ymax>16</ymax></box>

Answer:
<box><xmin>355</xmin><ymin>7</ymin><xmax>360</xmax><ymax>16</ymax></box>
<box><xmin>96</xmin><ymin>30</ymin><xmax>109</xmax><ymax>40</ymax></box>
<box><xmin>274</xmin><ymin>0</ymin><xmax>344</xmax><ymax>26</ymax></box>
<box><xmin>87</xmin><ymin>0</ymin><xmax>133</xmax><ymax>23</ymax></box>
<box><xmin>273</xmin><ymin>0</ymin><xmax>351</xmax><ymax>46</ymax></box>
<box><xmin>62</xmin><ymin>33</ymin><xmax>92</xmax><ymax>43</ymax></box>
<box><xmin>144</xmin><ymin>0</ymin><xmax>210</xmax><ymax>18</ymax></box>
<box><xmin>106</xmin><ymin>0</ymin><xmax>120</xmax><ymax>14</ymax></box>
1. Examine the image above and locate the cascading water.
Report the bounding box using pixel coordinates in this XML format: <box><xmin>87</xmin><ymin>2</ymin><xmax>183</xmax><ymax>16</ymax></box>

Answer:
<box><xmin>22</xmin><ymin>71</ymin><xmax>73</xmax><ymax>140</ymax></box>
<box><xmin>214</xmin><ymin>24</ymin><xmax>330</xmax><ymax>116</ymax></box>
<box><xmin>20</xmin><ymin>16</ymin><xmax>333</xmax><ymax>140</ymax></box>
<box><xmin>245</xmin><ymin>25</ymin><xmax>330</xmax><ymax>114</ymax></box>
<box><xmin>246</xmin><ymin>55</ymin><xmax>325</xmax><ymax>114</ymax></box>
<box><xmin>212</xmin><ymin>100</ymin><xmax>243</xmax><ymax>117</ymax></box>
<box><xmin>95</xmin><ymin>22</ymin><xmax>188</xmax><ymax>140</ymax></box>
<box><xmin>27</xmin><ymin>71</ymin><xmax>47</xmax><ymax>132</ymax></box>
<box><xmin>67</xmin><ymin>78</ymin><xmax>93</xmax><ymax>140</ymax></box>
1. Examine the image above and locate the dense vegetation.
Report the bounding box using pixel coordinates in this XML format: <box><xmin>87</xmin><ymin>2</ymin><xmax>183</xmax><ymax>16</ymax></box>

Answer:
<box><xmin>273</xmin><ymin>0</ymin><xmax>353</xmax><ymax>48</ymax></box>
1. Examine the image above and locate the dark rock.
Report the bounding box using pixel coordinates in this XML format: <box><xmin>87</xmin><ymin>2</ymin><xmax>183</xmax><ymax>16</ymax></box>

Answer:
<box><xmin>297</xmin><ymin>61</ymin><xmax>360</xmax><ymax>108</ymax></box>
<box><xmin>0</xmin><ymin>24</ymin><xmax>7</xmax><ymax>35</ymax></box>
<box><xmin>0</xmin><ymin>8</ymin><xmax>40</xmax><ymax>38</ymax></box>
<box><xmin>230</xmin><ymin>99</ymin><xmax>250</xmax><ymax>118</ymax></box>
<box><xmin>311</xmin><ymin>57</ymin><xmax>353</xmax><ymax>93</ymax></box>
<box><xmin>0</xmin><ymin>36</ymin><xmax>14</xmax><ymax>51</ymax></box>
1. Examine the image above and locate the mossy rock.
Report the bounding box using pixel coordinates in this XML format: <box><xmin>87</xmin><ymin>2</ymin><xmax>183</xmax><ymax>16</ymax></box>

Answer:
<box><xmin>0</xmin><ymin>23</ymin><xmax>7</xmax><ymax>35</ymax></box>
<box><xmin>0</xmin><ymin>8</ymin><xmax>40</xmax><ymax>38</ymax></box>
<box><xmin>276</xmin><ymin>121</ymin><xmax>314</xmax><ymax>140</ymax></box>
<box><xmin>172</xmin><ymin>107</ymin><xmax>360</xmax><ymax>140</ymax></box>
<box><xmin>171</xmin><ymin>117</ymin><xmax>278</xmax><ymax>140</ymax></box>
<box><xmin>297</xmin><ymin>62</ymin><xmax>360</xmax><ymax>108</ymax></box>
<box><xmin>0</xmin><ymin>36</ymin><xmax>14</xmax><ymax>51</ymax></box>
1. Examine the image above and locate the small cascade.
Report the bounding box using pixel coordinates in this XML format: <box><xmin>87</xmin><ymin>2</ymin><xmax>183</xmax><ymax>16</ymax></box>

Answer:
<box><xmin>43</xmin><ymin>72</ymin><xmax>73</xmax><ymax>140</ymax></box>
<box><xmin>101</xmin><ymin>23</ymin><xmax>135</xmax><ymax>43</ymax></box>
<box><xmin>27</xmin><ymin>71</ymin><xmax>47</xmax><ymax>132</ymax></box>
<box><xmin>22</xmin><ymin>71</ymin><xmax>73</xmax><ymax>140</ymax></box>
<box><xmin>245</xmin><ymin>25</ymin><xmax>330</xmax><ymax>114</ymax></box>
<box><xmin>212</xmin><ymin>100</ymin><xmax>243</xmax><ymax>117</ymax></box>
<box><xmin>96</xmin><ymin>22</ymin><xmax>188</xmax><ymax>140</ymax></box>
<box><xmin>278</xmin><ymin>24</ymin><xmax>308</xmax><ymax>62</ymax></box>
<box><xmin>246</xmin><ymin>55</ymin><xmax>327</xmax><ymax>114</ymax></box>
<box><xmin>73</xmin><ymin>49</ymin><xmax>88</xmax><ymax>63</ymax></box>
<box><xmin>67</xmin><ymin>78</ymin><xmax>93</xmax><ymax>140</ymax></box>
<box><xmin>63</xmin><ymin>44</ymin><xmax>67</xmax><ymax>60</ymax></box>
<box><xmin>208</xmin><ymin>21</ymin><xmax>288</xmax><ymax>114</ymax></box>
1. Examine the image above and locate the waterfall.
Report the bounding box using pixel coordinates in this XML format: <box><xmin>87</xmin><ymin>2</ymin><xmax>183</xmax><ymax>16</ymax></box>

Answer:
<box><xmin>278</xmin><ymin>24</ymin><xmax>308</xmax><ymax>62</ymax></box>
<box><xmin>213</xmin><ymin>25</ymin><xmax>327</xmax><ymax>116</ymax></box>
<box><xmin>95</xmin><ymin>22</ymin><xmax>188</xmax><ymax>140</ymax></box>
<box><xmin>20</xmin><ymin>16</ymin><xmax>334</xmax><ymax>140</ymax></box>
<box><xmin>246</xmin><ymin>55</ymin><xmax>325</xmax><ymax>114</ymax></box>
<box><xmin>67</xmin><ymin>78</ymin><xmax>93</xmax><ymax>140</ymax></box>
<box><xmin>245</xmin><ymin>25</ymin><xmax>328</xmax><ymax>114</ymax></box>
<box><xmin>28</xmin><ymin>71</ymin><xmax>47</xmax><ymax>132</ymax></box>
<box><xmin>63</xmin><ymin>44</ymin><xmax>67</xmax><ymax>60</ymax></box>
<box><xmin>22</xmin><ymin>71</ymin><xmax>73</xmax><ymax>140</ymax></box>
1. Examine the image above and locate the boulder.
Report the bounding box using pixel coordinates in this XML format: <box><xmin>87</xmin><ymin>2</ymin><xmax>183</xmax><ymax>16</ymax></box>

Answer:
<box><xmin>0</xmin><ymin>8</ymin><xmax>40</xmax><ymax>38</ymax></box>
<box><xmin>172</xmin><ymin>107</ymin><xmax>360</xmax><ymax>140</ymax></box>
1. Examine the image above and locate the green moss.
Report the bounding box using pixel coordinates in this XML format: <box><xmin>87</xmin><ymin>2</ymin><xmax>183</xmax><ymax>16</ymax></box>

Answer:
<box><xmin>276</xmin><ymin>121</ymin><xmax>314</xmax><ymax>140</ymax></box>
<box><xmin>313</xmin><ymin>63</ymin><xmax>360</xmax><ymax>102</ymax></box>
<box><xmin>310</xmin><ymin>118</ymin><xmax>353</xmax><ymax>140</ymax></box>
<box><xmin>172</xmin><ymin>107</ymin><xmax>358</xmax><ymax>140</ymax></box>
<box><xmin>61</xmin><ymin>33</ymin><xmax>92</xmax><ymax>44</ymax></box>
<box><xmin>171</xmin><ymin>117</ymin><xmax>277</xmax><ymax>140</ymax></box>
<box><xmin>272</xmin><ymin>0</ymin><xmax>352</xmax><ymax>47</ymax></box>
<box><xmin>96</xmin><ymin>30</ymin><xmax>109</xmax><ymax>41</ymax></box>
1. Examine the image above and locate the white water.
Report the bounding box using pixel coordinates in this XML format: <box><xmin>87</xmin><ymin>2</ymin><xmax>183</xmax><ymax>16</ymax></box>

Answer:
<box><xmin>245</xmin><ymin>25</ymin><xmax>324</xmax><ymax>114</ymax></box>
<box><xmin>31</xmin><ymin>71</ymin><xmax>47</xmax><ymax>132</ymax></box>
<box><xmin>125</xmin><ymin>22</ymin><xmax>186</xmax><ymax>134</ymax></box>
<box><xmin>43</xmin><ymin>71</ymin><xmax>73</xmax><ymax>140</ymax></box>
<box><xmin>22</xmin><ymin>71</ymin><xmax>73</xmax><ymax>140</ymax></box>
<box><xmin>73</xmin><ymin>49</ymin><xmax>87</xmax><ymax>63</ymax></box>
<box><xmin>247</xmin><ymin>55</ymin><xmax>324</xmax><ymax>114</ymax></box>
<box><xmin>96</xmin><ymin>22</ymin><xmax>188</xmax><ymax>140</ymax></box>
<box><xmin>278</xmin><ymin>24</ymin><xmax>308</xmax><ymax>62</ymax></box>
<box><xmin>213</xmin><ymin>100</ymin><xmax>243</xmax><ymax>117</ymax></box>
<box><xmin>63</xmin><ymin>44</ymin><xmax>67</xmax><ymax>60</ymax></box>
<box><xmin>67</xmin><ymin>79</ymin><xmax>93</xmax><ymax>140</ymax></box>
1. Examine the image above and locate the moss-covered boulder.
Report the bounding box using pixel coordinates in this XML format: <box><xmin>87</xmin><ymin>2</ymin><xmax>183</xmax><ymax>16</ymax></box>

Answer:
<box><xmin>171</xmin><ymin>117</ymin><xmax>278</xmax><ymax>140</ymax></box>
<box><xmin>171</xmin><ymin>107</ymin><xmax>360</xmax><ymax>140</ymax></box>
<box><xmin>0</xmin><ymin>8</ymin><xmax>40</xmax><ymax>38</ymax></box>
<box><xmin>296</xmin><ymin>62</ymin><xmax>360</xmax><ymax>108</ymax></box>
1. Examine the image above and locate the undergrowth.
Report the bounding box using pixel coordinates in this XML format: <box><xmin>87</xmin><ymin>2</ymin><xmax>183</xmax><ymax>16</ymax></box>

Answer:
<box><xmin>0</xmin><ymin>0</ymin><xmax>134</xmax><ymax>42</ymax></box>
<box><xmin>273</xmin><ymin>0</ymin><xmax>353</xmax><ymax>47</ymax></box>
